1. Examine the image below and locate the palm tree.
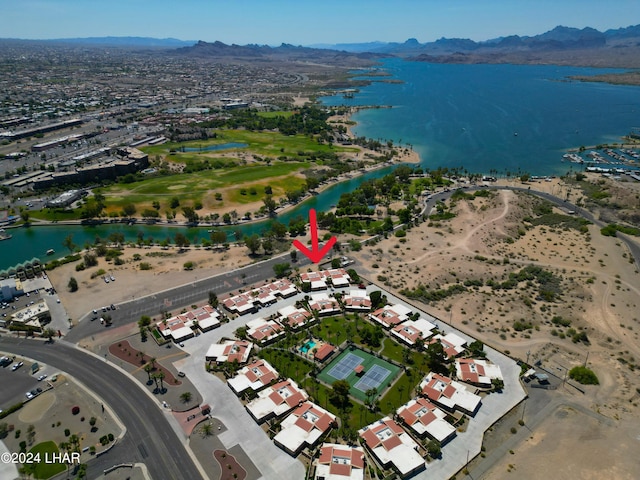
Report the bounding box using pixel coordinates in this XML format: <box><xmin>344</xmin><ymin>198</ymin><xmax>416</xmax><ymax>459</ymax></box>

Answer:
<box><xmin>144</xmin><ymin>364</ymin><xmax>154</xmax><ymax>384</ymax></box>
<box><xmin>180</xmin><ymin>391</ymin><xmax>193</xmax><ymax>404</ymax></box>
<box><xmin>157</xmin><ymin>371</ymin><xmax>165</xmax><ymax>392</ymax></box>
<box><xmin>201</xmin><ymin>423</ymin><xmax>213</xmax><ymax>438</ymax></box>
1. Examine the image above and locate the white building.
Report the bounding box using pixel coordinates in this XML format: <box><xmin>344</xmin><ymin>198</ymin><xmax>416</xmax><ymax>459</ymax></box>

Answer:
<box><xmin>274</xmin><ymin>401</ymin><xmax>336</xmax><ymax>456</ymax></box>
<box><xmin>396</xmin><ymin>397</ymin><xmax>456</xmax><ymax>444</ymax></box>
<box><xmin>246</xmin><ymin>318</ymin><xmax>285</xmax><ymax>344</ymax></box>
<box><xmin>358</xmin><ymin>417</ymin><xmax>425</xmax><ymax>478</ymax></box>
<box><xmin>391</xmin><ymin>317</ymin><xmax>437</xmax><ymax>346</ymax></box>
<box><xmin>455</xmin><ymin>358</ymin><xmax>503</xmax><ymax>387</ymax></box>
<box><xmin>227</xmin><ymin>359</ymin><xmax>279</xmax><ymax>395</ymax></box>
<box><xmin>246</xmin><ymin>379</ymin><xmax>308</xmax><ymax>423</ymax></box>
<box><xmin>369</xmin><ymin>304</ymin><xmax>412</xmax><ymax>329</ymax></box>
<box><xmin>419</xmin><ymin>372</ymin><xmax>481</xmax><ymax>416</ymax></box>
<box><xmin>315</xmin><ymin>444</ymin><xmax>365</xmax><ymax>480</ymax></box>
<box><xmin>205</xmin><ymin>340</ymin><xmax>253</xmax><ymax>364</ymax></box>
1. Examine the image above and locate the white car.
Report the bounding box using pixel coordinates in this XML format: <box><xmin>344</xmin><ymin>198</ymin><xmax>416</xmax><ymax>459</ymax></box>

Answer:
<box><xmin>37</xmin><ymin>374</ymin><xmax>47</xmax><ymax>381</ymax></box>
<box><xmin>25</xmin><ymin>392</ymin><xmax>34</xmax><ymax>399</ymax></box>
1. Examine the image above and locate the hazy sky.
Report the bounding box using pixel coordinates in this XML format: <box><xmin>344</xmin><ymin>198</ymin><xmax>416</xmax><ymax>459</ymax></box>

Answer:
<box><xmin>2</xmin><ymin>0</ymin><xmax>639</xmax><ymax>45</ymax></box>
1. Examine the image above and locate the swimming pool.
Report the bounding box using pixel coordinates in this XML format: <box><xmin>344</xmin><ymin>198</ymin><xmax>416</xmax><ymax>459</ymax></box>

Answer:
<box><xmin>300</xmin><ymin>340</ymin><xmax>316</xmax><ymax>354</ymax></box>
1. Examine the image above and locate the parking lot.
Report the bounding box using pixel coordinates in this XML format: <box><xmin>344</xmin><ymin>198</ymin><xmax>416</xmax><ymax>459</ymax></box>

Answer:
<box><xmin>0</xmin><ymin>357</ymin><xmax>47</xmax><ymax>410</ymax></box>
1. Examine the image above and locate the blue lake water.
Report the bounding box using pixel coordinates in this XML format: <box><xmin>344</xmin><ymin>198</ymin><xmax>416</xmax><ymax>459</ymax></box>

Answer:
<box><xmin>4</xmin><ymin>59</ymin><xmax>640</xmax><ymax>270</ymax></box>
<box><xmin>181</xmin><ymin>142</ymin><xmax>248</xmax><ymax>152</ymax></box>
<box><xmin>322</xmin><ymin>58</ymin><xmax>640</xmax><ymax>176</ymax></box>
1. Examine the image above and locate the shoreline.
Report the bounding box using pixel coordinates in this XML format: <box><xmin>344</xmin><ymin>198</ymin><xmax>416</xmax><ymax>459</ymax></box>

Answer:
<box><xmin>9</xmin><ymin>107</ymin><xmax>421</xmax><ymax>233</ymax></box>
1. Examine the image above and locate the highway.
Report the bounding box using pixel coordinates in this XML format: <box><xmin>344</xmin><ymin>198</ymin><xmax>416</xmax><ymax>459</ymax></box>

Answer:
<box><xmin>0</xmin><ymin>336</ymin><xmax>204</xmax><ymax>480</ymax></box>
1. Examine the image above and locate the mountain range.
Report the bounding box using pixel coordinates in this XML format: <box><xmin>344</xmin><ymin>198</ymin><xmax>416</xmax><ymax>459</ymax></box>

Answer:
<box><xmin>4</xmin><ymin>24</ymin><xmax>640</xmax><ymax>68</ymax></box>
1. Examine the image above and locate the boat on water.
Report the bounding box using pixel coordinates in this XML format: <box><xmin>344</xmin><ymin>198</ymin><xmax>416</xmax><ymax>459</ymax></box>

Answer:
<box><xmin>46</xmin><ymin>249</ymin><xmax>55</xmax><ymax>255</ymax></box>
<box><xmin>0</xmin><ymin>229</ymin><xmax>12</xmax><ymax>241</ymax></box>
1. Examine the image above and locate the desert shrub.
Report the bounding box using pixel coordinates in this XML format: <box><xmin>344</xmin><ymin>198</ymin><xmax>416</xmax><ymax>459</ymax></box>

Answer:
<box><xmin>569</xmin><ymin>366</ymin><xmax>599</xmax><ymax>385</ymax></box>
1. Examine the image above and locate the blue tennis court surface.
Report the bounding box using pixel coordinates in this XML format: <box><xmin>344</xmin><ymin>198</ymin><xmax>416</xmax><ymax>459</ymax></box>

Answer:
<box><xmin>326</xmin><ymin>352</ymin><xmax>362</xmax><ymax>380</ymax></box>
<box><xmin>354</xmin><ymin>364</ymin><xmax>392</xmax><ymax>392</ymax></box>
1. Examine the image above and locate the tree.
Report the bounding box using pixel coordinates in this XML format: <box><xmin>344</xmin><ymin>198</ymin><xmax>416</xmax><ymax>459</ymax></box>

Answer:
<box><xmin>468</xmin><ymin>340</ymin><xmax>486</xmax><ymax>358</ymax></box>
<box><xmin>569</xmin><ymin>366</ymin><xmax>599</xmax><ymax>385</ymax></box>
<box><xmin>63</xmin><ymin>234</ymin><xmax>76</xmax><ymax>253</ymax></box>
<box><xmin>20</xmin><ymin>210</ymin><xmax>30</xmax><ymax>224</ymax></box>
<box><xmin>83</xmin><ymin>252</ymin><xmax>98</xmax><ymax>267</ymax></box>
<box><xmin>426</xmin><ymin>439</ymin><xmax>441</xmax><ymax>458</ymax></box>
<box><xmin>210</xmin><ymin>230</ymin><xmax>227</xmax><ymax>247</ymax></box>
<box><xmin>244</xmin><ymin>234</ymin><xmax>261</xmax><ymax>255</ymax></box>
<box><xmin>156</xmin><ymin>371</ymin><xmax>166</xmax><ymax>392</ymax></box>
<box><xmin>262</xmin><ymin>195</ymin><xmax>277</xmax><ymax>216</ymax></box>
<box><xmin>180</xmin><ymin>391</ymin><xmax>193</xmax><ymax>404</ymax></box>
<box><xmin>491</xmin><ymin>378</ymin><xmax>505</xmax><ymax>392</ymax></box>
<box><xmin>201</xmin><ymin>423</ymin><xmax>214</xmax><ymax>438</ymax></box>
<box><xmin>174</xmin><ymin>232</ymin><xmax>190</xmax><ymax>251</ymax></box>
<box><xmin>122</xmin><ymin>203</ymin><xmax>136</xmax><ymax>218</ymax></box>
<box><xmin>170</xmin><ymin>197</ymin><xmax>180</xmax><ymax>209</ymax></box>
<box><xmin>329</xmin><ymin>380</ymin><xmax>351</xmax><ymax>410</ymax></box>
<box><xmin>273</xmin><ymin>262</ymin><xmax>291</xmax><ymax>278</ymax></box>
<box><xmin>182</xmin><ymin>206</ymin><xmax>199</xmax><ymax>224</ymax></box>
<box><xmin>365</xmin><ymin>387</ymin><xmax>378</xmax><ymax>409</ymax></box>
<box><xmin>68</xmin><ymin>277</ymin><xmax>78</xmax><ymax>292</ymax></box>
<box><xmin>305</xmin><ymin>177</ymin><xmax>320</xmax><ymax>191</ymax></box>
<box><xmin>234</xmin><ymin>326</ymin><xmax>248</xmax><ymax>340</ymax></box>
<box><xmin>270</xmin><ymin>221</ymin><xmax>288</xmax><ymax>239</ymax></box>
<box><xmin>144</xmin><ymin>363</ymin><xmax>154</xmax><ymax>383</ymax></box>
<box><xmin>43</xmin><ymin>328</ymin><xmax>56</xmax><ymax>343</ymax></box>
<box><xmin>425</xmin><ymin>342</ymin><xmax>448</xmax><ymax>375</ymax></box>
<box><xmin>208</xmin><ymin>291</ymin><xmax>219</xmax><ymax>308</ymax></box>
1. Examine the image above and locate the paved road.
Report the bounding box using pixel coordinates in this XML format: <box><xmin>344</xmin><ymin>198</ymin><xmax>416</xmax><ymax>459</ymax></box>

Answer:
<box><xmin>65</xmin><ymin>253</ymin><xmax>312</xmax><ymax>343</ymax></box>
<box><xmin>0</xmin><ymin>337</ymin><xmax>204</xmax><ymax>480</ymax></box>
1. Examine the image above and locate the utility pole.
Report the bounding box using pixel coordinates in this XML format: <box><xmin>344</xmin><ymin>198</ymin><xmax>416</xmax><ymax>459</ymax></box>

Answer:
<box><xmin>583</xmin><ymin>350</ymin><xmax>589</xmax><ymax>367</ymax></box>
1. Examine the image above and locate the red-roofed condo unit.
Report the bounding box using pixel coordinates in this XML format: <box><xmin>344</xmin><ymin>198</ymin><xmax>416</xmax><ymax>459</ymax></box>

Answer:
<box><xmin>227</xmin><ymin>359</ymin><xmax>279</xmax><ymax>395</ymax></box>
<box><xmin>358</xmin><ymin>416</ymin><xmax>425</xmax><ymax>478</ymax></box>
<box><xmin>396</xmin><ymin>397</ymin><xmax>456</xmax><ymax>444</ymax></box>
<box><xmin>274</xmin><ymin>401</ymin><xmax>336</xmax><ymax>456</ymax></box>
<box><xmin>246</xmin><ymin>379</ymin><xmax>308</xmax><ymax>424</ymax></box>
<box><xmin>315</xmin><ymin>443</ymin><xmax>365</xmax><ymax>480</ymax></box>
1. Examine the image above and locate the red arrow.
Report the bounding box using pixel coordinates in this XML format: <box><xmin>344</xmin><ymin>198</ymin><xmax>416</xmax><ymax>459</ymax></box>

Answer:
<box><xmin>292</xmin><ymin>209</ymin><xmax>337</xmax><ymax>263</ymax></box>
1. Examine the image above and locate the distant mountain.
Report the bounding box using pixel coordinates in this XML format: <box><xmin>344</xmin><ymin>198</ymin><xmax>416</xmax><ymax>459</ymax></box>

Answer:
<box><xmin>311</xmin><ymin>24</ymin><xmax>640</xmax><ymax>67</ymax></box>
<box><xmin>1</xmin><ymin>36</ymin><xmax>197</xmax><ymax>48</ymax></box>
<box><xmin>173</xmin><ymin>40</ymin><xmax>390</xmax><ymax>65</ymax></box>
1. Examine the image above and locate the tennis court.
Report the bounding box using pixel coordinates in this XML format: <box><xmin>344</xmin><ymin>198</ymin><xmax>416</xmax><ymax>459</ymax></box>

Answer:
<box><xmin>326</xmin><ymin>353</ymin><xmax>362</xmax><ymax>380</ymax></box>
<box><xmin>354</xmin><ymin>364</ymin><xmax>393</xmax><ymax>392</ymax></box>
<box><xmin>318</xmin><ymin>347</ymin><xmax>400</xmax><ymax>402</ymax></box>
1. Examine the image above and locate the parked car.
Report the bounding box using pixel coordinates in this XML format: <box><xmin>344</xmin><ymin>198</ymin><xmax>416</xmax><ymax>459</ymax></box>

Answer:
<box><xmin>37</xmin><ymin>374</ymin><xmax>47</xmax><ymax>381</ymax></box>
<box><xmin>12</xmin><ymin>361</ymin><xmax>24</xmax><ymax>371</ymax></box>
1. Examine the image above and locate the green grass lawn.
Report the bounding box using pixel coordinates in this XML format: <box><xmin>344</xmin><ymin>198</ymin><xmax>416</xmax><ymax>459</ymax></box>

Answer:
<box><xmin>24</xmin><ymin>441</ymin><xmax>66</xmax><ymax>479</ymax></box>
<box><xmin>256</xmin><ymin>111</ymin><xmax>294</xmax><ymax>118</ymax></box>
<box><xmin>97</xmin><ymin>161</ymin><xmax>309</xmax><ymax>213</ymax></box>
<box><xmin>143</xmin><ymin>130</ymin><xmax>358</xmax><ymax>158</ymax></box>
